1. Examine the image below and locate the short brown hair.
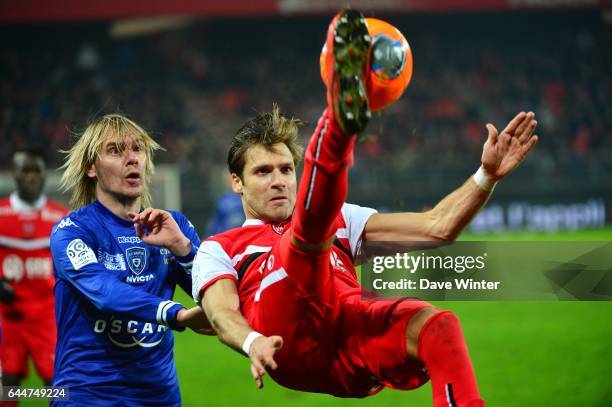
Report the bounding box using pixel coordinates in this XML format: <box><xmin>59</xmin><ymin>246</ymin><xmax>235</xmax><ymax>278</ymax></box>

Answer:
<box><xmin>228</xmin><ymin>105</ymin><xmax>303</xmax><ymax>177</ymax></box>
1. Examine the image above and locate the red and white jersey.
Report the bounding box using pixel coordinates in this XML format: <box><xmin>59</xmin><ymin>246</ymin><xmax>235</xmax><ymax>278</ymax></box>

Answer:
<box><xmin>0</xmin><ymin>193</ymin><xmax>67</xmax><ymax>318</ymax></box>
<box><xmin>192</xmin><ymin>203</ymin><xmax>376</xmax><ymax>311</ymax></box>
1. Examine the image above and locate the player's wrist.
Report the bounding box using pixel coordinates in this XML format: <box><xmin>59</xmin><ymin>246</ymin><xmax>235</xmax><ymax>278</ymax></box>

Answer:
<box><xmin>242</xmin><ymin>331</ymin><xmax>263</xmax><ymax>355</ymax></box>
<box><xmin>169</xmin><ymin>235</ymin><xmax>192</xmax><ymax>257</ymax></box>
<box><xmin>473</xmin><ymin>166</ymin><xmax>497</xmax><ymax>191</ymax></box>
<box><xmin>165</xmin><ymin>303</ymin><xmax>187</xmax><ymax>331</ymax></box>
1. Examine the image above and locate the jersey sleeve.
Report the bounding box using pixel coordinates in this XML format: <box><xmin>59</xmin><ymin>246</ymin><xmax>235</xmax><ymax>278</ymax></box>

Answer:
<box><xmin>340</xmin><ymin>203</ymin><xmax>378</xmax><ymax>258</ymax></box>
<box><xmin>170</xmin><ymin>212</ymin><xmax>201</xmax><ymax>296</ymax></box>
<box><xmin>191</xmin><ymin>239</ymin><xmax>237</xmax><ymax>303</ymax></box>
<box><xmin>50</xmin><ymin>218</ymin><xmax>185</xmax><ymax>330</ymax></box>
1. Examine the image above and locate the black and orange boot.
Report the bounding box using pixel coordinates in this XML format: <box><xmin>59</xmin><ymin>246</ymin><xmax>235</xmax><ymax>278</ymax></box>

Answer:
<box><xmin>323</xmin><ymin>9</ymin><xmax>372</xmax><ymax>135</ymax></box>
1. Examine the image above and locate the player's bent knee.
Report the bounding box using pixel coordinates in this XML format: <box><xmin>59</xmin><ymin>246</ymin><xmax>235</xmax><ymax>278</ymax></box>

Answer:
<box><xmin>410</xmin><ymin>310</ymin><xmax>466</xmax><ymax>360</ymax></box>
<box><xmin>405</xmin><ymin>306</ymin><xmax>443</xmax><ymax>358</ymax></box>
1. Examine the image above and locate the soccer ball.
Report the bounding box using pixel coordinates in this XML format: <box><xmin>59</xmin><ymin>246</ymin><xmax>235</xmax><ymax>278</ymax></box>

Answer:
<box><xmin>320</xmin><ymin>17</ymin><xmax>413</xmax><ymax>112</ymax></box>
<box><xmin>364</xmin><ymin>18</ymin><xmax>413</xmax><ymax>111</ymax></box>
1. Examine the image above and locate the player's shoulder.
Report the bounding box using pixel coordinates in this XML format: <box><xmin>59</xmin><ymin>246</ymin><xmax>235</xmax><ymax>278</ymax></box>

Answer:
<box><xmin>206</xmin><ymin>226</ymin><xmax>246</xmax><ymax>246</ymax></box>
<box><xmin>0</xmin><ymin>197</ymin><xmax>10</xmax><ymax>207</ymax></box>
<box><xmin>168</xmin><ymin>209</ymin><xmax>184</xmax><ymax>221</ymax></box>
<box><xmin>51</xmin><ymin>203</ymin><xmax>98</xmax><ymax>240</ymax></box>
<box><xmin>67</xmin><ymin>203</ymin><xmax>98</xmax><ymax>222</ymax></box>
<box><xmin>339</xmin><ymin>202</ymin><xmax>377</xmax><ymax>224</ymax></box>
<box><xmin>341</xmin><ymin>202</ymin><xmax>377</xmax><ymax>215</ymax></box>
<box><xmin>202</xmin><ymin>223</ymin><xmax>268</xmax><ymax>256</ymax></box>
<box><xmin>168</xmin><ymin>210</ymin><xmax>196</xmax><ymax>229</ymax></box>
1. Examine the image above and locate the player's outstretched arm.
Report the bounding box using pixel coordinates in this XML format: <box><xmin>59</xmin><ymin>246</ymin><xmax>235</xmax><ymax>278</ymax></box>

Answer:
<box><xmin>51</xmin><ymin>225</ymin><xmax>190</xmax><ymax>330</ymax></box>
<box><xmin>364</xmin><ymin>111</ymin><xmax>538</xmax><ymax>242</ymax></box>
<box><xmin>202</xmin><ymin>279</ymin><xmax>283</xmax><ymax>389</ymax></box>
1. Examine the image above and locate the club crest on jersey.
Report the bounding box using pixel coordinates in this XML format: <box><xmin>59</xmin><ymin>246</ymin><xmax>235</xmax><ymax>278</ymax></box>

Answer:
<box><xmin>126</xmin><ymin>247</ymin><xmax>147</xmax><ymax>275</ymax></box>
<box><xmin>272</xmin><ymin>222</ymin><xmax>287</xmax><ymax>235</ymax></box>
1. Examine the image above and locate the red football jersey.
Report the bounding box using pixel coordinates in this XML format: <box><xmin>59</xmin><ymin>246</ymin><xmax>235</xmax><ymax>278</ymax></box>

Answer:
<box><xmin>193</xmin><ymin>203</ymin><xmax>376</xmax><ymax>314</ymax></box>
<box><xmin>0</xmin><ymin>193</ymin><xmax>67</xmax><ymax>319</ymax></box>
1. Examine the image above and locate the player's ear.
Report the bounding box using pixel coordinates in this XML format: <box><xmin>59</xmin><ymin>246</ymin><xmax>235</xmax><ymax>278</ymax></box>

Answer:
<box><xmin>231</xmin><ymin>173</ymin><xmax>243</xmax><ymax>194</ymax></box>
<box><xmin>86</xmin><ymin>163</ymin><xmax>97</xmax><ymax>179</ymax></box>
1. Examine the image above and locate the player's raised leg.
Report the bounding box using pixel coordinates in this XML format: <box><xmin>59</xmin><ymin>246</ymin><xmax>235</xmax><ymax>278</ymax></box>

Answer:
<box><xmin>291</xmin><ymin>9</ymin><xmax>371</xmax><ymax>251</ymax></box>
<box><xmin>257</xmin><ymin>10</ymin><xmax>372</xmax><ymax>373</ymax></box>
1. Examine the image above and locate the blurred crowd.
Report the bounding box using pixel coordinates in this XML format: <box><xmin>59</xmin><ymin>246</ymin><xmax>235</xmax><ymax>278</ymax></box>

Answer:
<box><xmin>1</xmin><ymin>12</ymin><xmax>610</xmax><ymax>228</ymax></box>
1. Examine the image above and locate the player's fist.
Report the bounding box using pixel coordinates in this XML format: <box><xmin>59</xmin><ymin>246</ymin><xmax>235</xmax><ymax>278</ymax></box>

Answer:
<box><xmin>481</xmin><ymin>111</ymin><xmax>538</xmax><ymax>181</ymax></box>
<box><xmin>249</xmin><ymin>335</ymin><xmax>283</xmax><ymax>389</ymax></box>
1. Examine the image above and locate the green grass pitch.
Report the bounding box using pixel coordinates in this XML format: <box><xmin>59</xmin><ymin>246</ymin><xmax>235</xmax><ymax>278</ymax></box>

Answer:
<box><xmin>22</xmin><ymin>227</ymin><xmax>612</xmax><ymax>405</ymax></box>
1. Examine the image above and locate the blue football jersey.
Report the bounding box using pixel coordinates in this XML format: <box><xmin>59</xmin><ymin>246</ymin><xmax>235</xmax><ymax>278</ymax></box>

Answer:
<box><xmin>50</xmin><ymin>200</ymin><xmax>200</xmax><ymax>406</ymax></box>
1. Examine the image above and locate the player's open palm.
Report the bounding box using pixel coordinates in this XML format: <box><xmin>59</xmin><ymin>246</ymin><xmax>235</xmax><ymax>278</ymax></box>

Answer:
<box><xmin>128</xmin><ymin>208</ymin><xmax>190</xmax><ymax>255</ymax></box>
<box><xmin>249</xmin><ymin>335</ymin><xmax>283</xmax><ymax>389</ymax></box>
<box><xmin>481</xmin><ymin>111</ymin><xmax>538</xmax><ymax>180</ymax></box>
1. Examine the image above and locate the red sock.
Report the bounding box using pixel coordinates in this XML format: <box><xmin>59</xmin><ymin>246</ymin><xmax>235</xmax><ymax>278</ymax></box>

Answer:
<box><xmin>292</xmin><ymin>108</ymin><xmax>355</xmax><ymax>244</ymax></box>
<box><xmin>417</xmin><ymin>312</ymin><xmax>485</xmax><ymax>407</ymax></box>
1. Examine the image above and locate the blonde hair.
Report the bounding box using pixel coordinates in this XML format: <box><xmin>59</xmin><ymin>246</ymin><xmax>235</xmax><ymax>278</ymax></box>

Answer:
<box><xmin>60</xmin><ymin>114</ymin><xmax>163</xmax><ymax>210</ymax></box>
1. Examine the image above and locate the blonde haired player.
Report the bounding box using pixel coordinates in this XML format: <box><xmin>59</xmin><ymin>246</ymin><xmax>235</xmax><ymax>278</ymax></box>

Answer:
<box><xmin>51</xmin><ymin>114</ymin><xmax>210</xmax><ymax>406</ymax></box>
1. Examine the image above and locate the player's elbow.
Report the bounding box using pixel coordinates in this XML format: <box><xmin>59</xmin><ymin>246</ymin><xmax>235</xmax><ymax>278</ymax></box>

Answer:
<box><xmin>216</xmin><ymin>330</ymin><xmax>232</xmax><ymax>347</ymax></box>
<box><xmin>426</xmin><ymin>211</ymin><xmax>457</xmax><ymax>242</ymax></box>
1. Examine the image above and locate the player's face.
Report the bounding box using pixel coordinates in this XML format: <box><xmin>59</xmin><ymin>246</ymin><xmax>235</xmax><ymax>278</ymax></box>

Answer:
<box><xmin>88</xmin><ymin>132</ymin><xmax>147</xmax><ymax>204</ymax></box>
<box><xmin>14</xmin><ymin>156</ymin><xmax>45</xmax><ymax>203</ymax></box>
<box><xmin>233</xmin><ymin>143</ymin><xmax>297</xmax><ymax>223</ymax></box>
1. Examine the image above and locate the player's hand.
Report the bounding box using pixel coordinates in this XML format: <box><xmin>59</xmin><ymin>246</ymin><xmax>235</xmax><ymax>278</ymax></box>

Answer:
<box><xmin>249</xmin><ymin>335</ymin><xmax>283</xmax><ymax>389</ymax></box>
<box><xmin>481</xmin><ymin>111</ymin><xmax>538</xmax><ymax>181</ymax></box>
<box><xmin>176</xmin><ymin>306</ymin><xmax>216</xmax><ymax>335</ymax></box>
<box><xmin>128</xmin><ymin>208</ymin><xmax>192</xmax><ymax>256</ymax></box>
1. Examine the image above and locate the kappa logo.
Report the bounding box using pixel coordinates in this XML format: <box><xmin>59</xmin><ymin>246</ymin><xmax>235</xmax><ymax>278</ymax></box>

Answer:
<box><xmin>126</xmin><ymin>247</ymin><xmax>147</xmax><ymax>275</ymax></box>
<box><xmin>55</xmin><ymin>218</ymin><xmax>77</xmax><ymax>232</ymax></box>
<box><xmin>118</xmin><ymin>236</ymin><xmax>142</xmax><ymax>244</ymax></box>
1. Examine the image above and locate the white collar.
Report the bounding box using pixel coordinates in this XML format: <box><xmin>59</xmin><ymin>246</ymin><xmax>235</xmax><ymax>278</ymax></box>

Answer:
<box><xmin>242</xmin><ymin>219</ymin><xmax>265</xmax><ymax>227</ymax></box>
<box><xmin>10</xmin><ymin>192</ymin><xmax>47</xmax><ymax>212</ymax></box>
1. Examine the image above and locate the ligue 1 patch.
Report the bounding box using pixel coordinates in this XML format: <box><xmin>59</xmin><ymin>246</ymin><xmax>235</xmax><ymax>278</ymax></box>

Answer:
<box><xmin>126</xmin><ymin>247</ymin><xmax>147</xmax><ymax>275</ymax></box>
<box><xmin>67</xmin><ymin>238</ymin><xmax>97</xmax><ymax>270</ymax></box>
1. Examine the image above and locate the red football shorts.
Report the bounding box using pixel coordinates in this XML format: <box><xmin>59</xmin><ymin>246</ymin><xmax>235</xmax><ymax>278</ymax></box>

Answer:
<box><xmin>1</xmin><ymin>312</ymin><xmax>56</xmax><ymax>382</ymax></box>
<box><xmin>248</xmin><ymin>232</ymin><xmax>431</xmax><ymax>397</ymax></box>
